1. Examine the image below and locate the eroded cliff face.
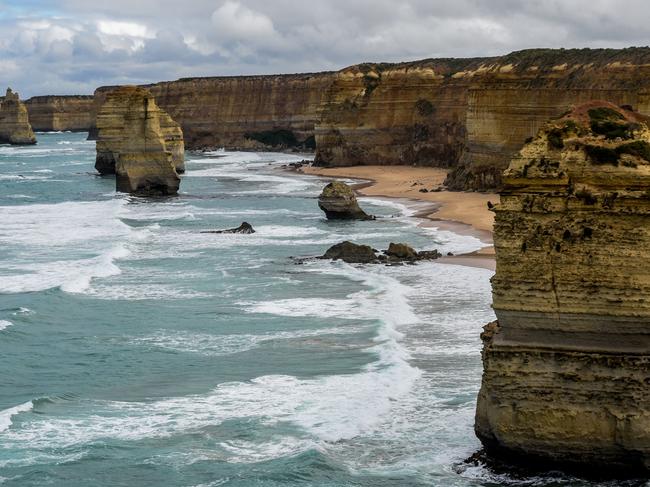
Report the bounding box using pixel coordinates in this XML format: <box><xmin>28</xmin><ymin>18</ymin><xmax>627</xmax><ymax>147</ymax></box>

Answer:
<box><xmin>0</xmin><ymin>88</ymin><xmax>36</xmax><ymax>145</ymax></box>
<box><xmin>316</xmin><ymin>48</ymin><xmax>650</xmax><ymax>191</ymax></box>
<box><xmin>25</xmin><ymin>95</ymin><xmax>94</xmax><ymax>132</ymax></box>
<box><xmin>95</xmin><ymin>86</ymin><xmax>181</xmax><ymax>195</ymax></box>
<box><xmin>91</xmin><ymin>73</ymin><xmax>334</xmax><ymax>151</ymax></box>
<box><xmin>475</xmin><ymin>102</ymin><xmax>650</xmax><ymax>473</ymax></box>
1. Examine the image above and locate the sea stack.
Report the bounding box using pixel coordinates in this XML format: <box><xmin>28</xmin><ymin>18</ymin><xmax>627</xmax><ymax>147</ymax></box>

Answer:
<box><xmin>318</xmin><ymin>181</ymin><xmax>372</xmax><ymax>220</ymax></box>
<box><xmin>0</xmin><ymin>88</ymin><xmax>36</xmax><ymax>145</ymax></box>
<box><xmin>95</xmin><ymin>86</ymin><xmax>183</xmax><ymax>195</ymax></box>
<box><xmin>475</xmin><ymin>102</ymin><xmax>650</xmax><ymax>473</ymax></box>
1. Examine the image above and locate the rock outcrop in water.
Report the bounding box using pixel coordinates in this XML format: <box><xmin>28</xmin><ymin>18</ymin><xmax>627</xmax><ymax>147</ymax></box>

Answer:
<box><xmin>318</xmin><ymin>181</ymin><xmax>372</xmax><ymax>220</ymax></box>
<box><xmin>201</xmin><ymin>222</ymin><xmax>256</xmax><ymax>234</ymax></box>
<box><xmin>321</xmin><ymin>241</ymin><xmax>441</xmax><ymax>264</ymax></box>
<box><xmin>95</xmin><ymin>86</ymin><xmax>182</xmax><ymax>195</ymax></box>
<box><xmin>25</xmin><ymin>95</ymin><xmax>94</xmax><ymax>132</ymax></box>
<box><xmin>0</xmin><ymin>88</ymin><xmax>36</xmax><ymax>145</ymax></box>
<box><xmin>475</xmin><ymin>102</ymin><xmax>650</xmax><ymax>474</ymax></box>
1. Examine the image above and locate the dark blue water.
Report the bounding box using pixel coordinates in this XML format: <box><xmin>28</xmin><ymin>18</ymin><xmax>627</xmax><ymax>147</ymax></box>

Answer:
<box><xmin>0</xmin><ymin>132</ymin><xmax>532</xmax><ymax>486</ymax></box>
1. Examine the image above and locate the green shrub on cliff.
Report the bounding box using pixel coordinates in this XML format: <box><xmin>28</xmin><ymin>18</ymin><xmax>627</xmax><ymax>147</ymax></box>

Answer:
<box><xmin>584</xmin><ymin>145</ymin><xmax>620</xmax><ymax>165</ymax></box>
<box><xmin>245</xmin><ymin>129</ymin><xmax>298</xmax><ymax>147</ymax></box>
<box><xmin>617</xmin><ymin>140</ymin><xmax>650</xmax><ymax>162</ymax></box>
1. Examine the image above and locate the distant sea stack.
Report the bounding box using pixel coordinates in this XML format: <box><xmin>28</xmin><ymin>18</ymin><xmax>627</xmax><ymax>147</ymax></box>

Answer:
<box><xmin>95</xmin><ymin>86</ymin><xmax>182</xmax><ymax>195</ymax></box>
<box><xmin>0</xmin><ymin>88</ymin><xmax>36</xmax><ymax>145</ymax></box>
<box><xmin>475</xmin><ymin>102</ymin><xmax>650</xmax><ymax>473</ymax></box>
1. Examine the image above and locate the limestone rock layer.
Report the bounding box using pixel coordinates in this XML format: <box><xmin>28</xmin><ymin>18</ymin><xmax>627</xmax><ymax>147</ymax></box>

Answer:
<box><xmin>25</xmin><ymin>95</ymin><xmax>94</xmax><ymax>132</ymax></box>
<box><xmin>0</xmin><ymin>88</ymin><xmax>36</xmax><ymax>145</ymax></box>
<box><xmin>475</xmin><ymin>102</ymin><xmax>650</xmax><ymax>473</ymax></box>
<box><xmin>95</xmin><ymin>86</ymin><xmax>181</xmax><ymax>195</ymax></box>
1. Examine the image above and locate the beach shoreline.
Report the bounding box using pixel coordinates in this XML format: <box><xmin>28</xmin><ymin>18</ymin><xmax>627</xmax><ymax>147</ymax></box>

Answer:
<box><xmin>291</xmin><ymin>164</ymin><xmax>499</xmax><ymax>270</ymax></box>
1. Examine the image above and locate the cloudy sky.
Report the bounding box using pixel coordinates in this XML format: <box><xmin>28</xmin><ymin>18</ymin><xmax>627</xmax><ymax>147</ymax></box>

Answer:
<box><xmin>0</xmin><ymin>0</ymin><xmax>648</xmax><ymax>97</ymax></box>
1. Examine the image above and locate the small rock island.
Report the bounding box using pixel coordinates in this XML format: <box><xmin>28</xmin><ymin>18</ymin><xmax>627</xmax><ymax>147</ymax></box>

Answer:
<box><xmin>475</xmin><ymin>102</ymin><xmax>650</xmax><ymax>473</ymax></box>
<box><xmin>0</xmin><ymin>88</ymin><xmax>36</xmax><ymax>145</ymax></box>
<box><xmin>95</xmin><ymin>86</ymin><xmax>184</xmax><ymax>195</ymax></box>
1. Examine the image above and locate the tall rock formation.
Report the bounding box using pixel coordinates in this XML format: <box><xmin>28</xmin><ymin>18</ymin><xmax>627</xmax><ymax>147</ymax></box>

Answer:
<box><xmin>0</xmin><ymin>88</ymin><xmax>36</xmax><ymax>145</ymax></box>
<box><xmin>25</xmin><ymin>95</ymin><xmax>94</xmax><ymax>132</ymax></box>
<box><xmin>475</xmin><ymin>102</ymin><xmax>650</xmax><ymax>473</ymax></box>
<box><xmin>95</xmin><ymin>86</ymin><xmax>181</xmax><ymax>195</ymax></box>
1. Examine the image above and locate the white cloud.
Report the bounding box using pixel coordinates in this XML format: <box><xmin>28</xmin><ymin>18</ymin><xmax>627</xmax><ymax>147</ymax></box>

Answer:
<box><xmin>211</xmin><ymin>1</ymin><xmax>278</xmax><ymax>43</ymax></box>
<box><xmin>0</xmin><ymin>0</ymin><xmax>649</xmax><ymax>96</ymax></box>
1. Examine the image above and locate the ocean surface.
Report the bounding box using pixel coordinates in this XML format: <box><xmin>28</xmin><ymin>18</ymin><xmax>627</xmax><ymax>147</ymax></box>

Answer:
<box><xmin>0</xmin><ymin>133</ymin><xmax>632</xmax><ymax>487</ymax></box>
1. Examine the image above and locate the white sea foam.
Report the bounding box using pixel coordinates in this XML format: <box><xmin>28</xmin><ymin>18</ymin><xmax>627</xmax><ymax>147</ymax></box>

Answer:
<box><xmin>132</xmin><ymin>325</ymin><xmax>367</xmax><ymax>357</ymax></box>
<box><xmin>0</xmin><ymin>199</ymin><xmax>140</xmax><ymax>294</ymax></box>
<box><xmin>0</xmin><ymin>402</ymin><xmax>33</xmax><ymax>432</ymax></box>
<box><xmin>0</xmin><ymin>262</ymin><xmax>421</xmax><ymax>456</ymax></box>
<box><xmin>0</xmin><ymin>320</ymin><xmax>13</xmax><ymax>331</ymax></box>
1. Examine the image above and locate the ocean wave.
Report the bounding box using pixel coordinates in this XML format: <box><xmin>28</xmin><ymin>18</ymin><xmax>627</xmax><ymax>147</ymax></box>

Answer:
<box><xmin>0</xmin><ymin>402</ymin><xmax>33</xmax><ymax>432</ymax></box>
<box><xmin>0</xmin><ymin>262</ymin><xmax>420</xmax><ymax>456</ymax></box>
<box><xmin>0</xmin><ymin>243</ymin><xmax>130</xmax><ymax>294</ymax></box>
<box><xmin>131</xmin><ymin>325</ymin><xmax>368</xmax><ymax>357</ymax></box>
<box><xmin>0</xmin><ymin>199</ymin><xmax>143</xmax><ymax>294</ymax></box>
<box><xmin>0</xmin><ymin>320</ymin><xmax>13</xmax><ymax>331</ymax></box>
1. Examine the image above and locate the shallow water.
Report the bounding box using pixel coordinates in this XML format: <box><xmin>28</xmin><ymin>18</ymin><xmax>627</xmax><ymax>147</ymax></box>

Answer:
<box><xmin>0</xmin><ymin>133</ymin><xmax>633</xmax><ymax>487</ymax></box>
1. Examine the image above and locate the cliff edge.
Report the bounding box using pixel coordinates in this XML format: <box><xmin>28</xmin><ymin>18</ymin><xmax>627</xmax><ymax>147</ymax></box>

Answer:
<box><xmin>475</xmin><ymin>101</ymin><xmax>650</xmax><ymax>474</ymax></box>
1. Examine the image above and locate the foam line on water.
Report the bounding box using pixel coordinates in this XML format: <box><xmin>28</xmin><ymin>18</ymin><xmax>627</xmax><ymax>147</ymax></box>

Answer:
<box><xmin>0</xmin><ymin>402</ymin><xmax>33</xmax><ymax>432</ymax></box>
<box><xmin>0</xmin><ymin>263</ymin><xmax>421</xmax><ymax>457</ymax></box>
<box><xmin>0</xmin><ymin>320</ymin><xmax>13</xmax><ymax>331</ymax></box>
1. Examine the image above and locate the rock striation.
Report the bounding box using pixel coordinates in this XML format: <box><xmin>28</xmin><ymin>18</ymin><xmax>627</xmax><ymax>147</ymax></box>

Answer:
<box><xmin>25</xmin><ymin>95</ymin><xmax>94</xmax><ymax>132</ymax></box>
<box><xmin>90</xmin><ymin>72</ymin><xmax>334</xmax><ymax>151</ymax></box>
<box><xmin>95</xmin><ymin>86</ymin><xmax>182</xmax><ymax>195</ymax></box>
<box><xmin>315</xmin><ymin>48</ymin><xmax>650</xmax><ymax>190</ymax></box>
<box><xmin>318</xmin><ymin>181</ymin><xmax>372</xmax><ymax>220</ymax></box>
<box><xmin>475</xmin><ymin>102</ymin><xmax>650</xmax><ymax>473</ymax></box>
<box><xmin>0</xmin><ymin>88</ymin><xmax>36</xmax><ymax>145</ymax></box>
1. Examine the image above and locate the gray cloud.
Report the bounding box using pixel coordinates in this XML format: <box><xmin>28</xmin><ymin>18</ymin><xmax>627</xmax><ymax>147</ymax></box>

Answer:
<box><xmin>1</xmin><ymin>0</ymin><xmax>649</xmax><ymax>97</ymax></box>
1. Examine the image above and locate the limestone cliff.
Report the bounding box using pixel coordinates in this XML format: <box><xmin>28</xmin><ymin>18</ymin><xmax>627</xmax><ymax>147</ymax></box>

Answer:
<box><xmin>95</xmin><ymin>86</ymin><xmax>181</xmax><ymax>195</ymax></box>
<box><xmin>91</xmin><ymin>72</ymin><xmax>334</xmax><ymax>151</ymax></box>
<box><xmin>475</xmin><ymin>102</ymin><xmax>650</xmax><ymax>473</ymax></box>
<box><xmin>316</xmin><ymin>48</ymin><xmax>650</xmax><ymax>191</ymax></box>
<box><xmin>0</xmin><ymin>88</ymin><xmax>36</xmax><ymax>145</ymax></box>
<box><xmin>25</xmin><ymin>95</ymin><xmax>94</xmax><ymax>132</ymax></box>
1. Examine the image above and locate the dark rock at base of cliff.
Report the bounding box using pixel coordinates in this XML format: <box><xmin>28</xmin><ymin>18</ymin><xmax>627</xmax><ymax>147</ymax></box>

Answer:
<box><xmin>318</xmin><ymin>181</ymin><xmax>373</xmax><ymax>220</ymax></box>
<box><xmin>201</xmin><ymin>222</ymin><xmax>256</xmax><ymax>234</ymax></box>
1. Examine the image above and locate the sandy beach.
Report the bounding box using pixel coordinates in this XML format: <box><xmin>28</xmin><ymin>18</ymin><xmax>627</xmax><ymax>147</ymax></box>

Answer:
<box><xmin>299</xmin><ymin>165</ymin><xmax>499</xmax><ymax>270</ymax></box>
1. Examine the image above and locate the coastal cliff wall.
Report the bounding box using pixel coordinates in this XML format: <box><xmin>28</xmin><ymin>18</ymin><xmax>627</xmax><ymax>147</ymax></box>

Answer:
<box><xmin>316</xmin><ymin>48</ymin><xmax>650</xmax><ymax>190</ymax></box>
<box><xmin>91</xmin><ymin>72</ymin><xmax>334</xmax><ymax>150</ymax></box>
<box><xmin>475</xmin><ymin>102</ymin><xmax>650</xmax><ymax>472</ymax></box>
<box><xmin>25</xmin><ymin>95</ymin><xmax>94</xmax><ymax>132</ymax></box>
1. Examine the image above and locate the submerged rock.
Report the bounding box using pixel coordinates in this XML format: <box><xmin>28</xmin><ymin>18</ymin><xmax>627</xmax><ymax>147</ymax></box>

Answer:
<box><xmin>201</xmin><ymin>222</ymin><xmax>256</xmax><ymax>234</ymax></box>
<box><xmin>318</xmin><ymin>181</ymin><xmax>373</xmax><ymax>220</ymax></box>
<box><xmin>0</xmin><ymin>88</ymin><xmax>36</xmax><ymax>145</ymax></box>
<box><xmin>95</xmin><ymin>86</ymin><xmax>182</xmax><ymax>195</ymax></box>
<box><xmin>475</xmin><ymin>102</ymin><xmax>650</xmax><ymax>474</ymax></box>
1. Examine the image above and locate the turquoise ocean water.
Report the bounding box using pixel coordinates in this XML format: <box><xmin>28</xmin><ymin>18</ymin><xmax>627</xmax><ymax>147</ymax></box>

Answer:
<box><xmin>0</xmin><ymin>133</ymin><xmax>622</xmax><ymax>486</ymax></box>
